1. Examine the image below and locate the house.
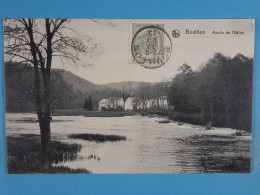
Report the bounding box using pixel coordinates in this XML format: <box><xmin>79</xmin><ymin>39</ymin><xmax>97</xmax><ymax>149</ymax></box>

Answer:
<box><xmin>138</xmin><ymin>100</ymin><xmax>146</xmax><ymax>110</ymax></box>
<box><xmin>125</xmin><ymin>97</ymin><xmax>140</xmax><ymax>110</ymax></box>
<box><xmin>145</xmin><ymin>96</ymin><xmax>168</xmax><ymax>110</ymax></box>
<box><xmin>158</xmin><ymin>96</ymin><xmax>168</xmax><ymax>109</ymax></box>
<box><xmin>99</xmin><ymin>98</ymin><xmax>124</xmax><ymax>111</ymax></box>
<box><xmin>99</xmin><ymin>99</ymin><xmax>111</xmax><ymax>111</ymax></box>
<box><xmin>99</xmin><ymin>96</ymin><xmax>169</xmax><ymax>111</ymax></box>
<box><xmin>146</xmin><ymin>99</ymin><xmax>157</xmax><ymax>109</ymax></box>
<box><xmin>109</xmin><ymin>97</ymin><xmax>124</xmax><ymax>110</ymax></box>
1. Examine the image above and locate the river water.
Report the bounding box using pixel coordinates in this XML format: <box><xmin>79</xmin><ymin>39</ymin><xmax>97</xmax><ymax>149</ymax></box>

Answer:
<box><xmin>5</xmin><ymin>113</ymin><xmax>251</xmax><ymax>173</ymax></box>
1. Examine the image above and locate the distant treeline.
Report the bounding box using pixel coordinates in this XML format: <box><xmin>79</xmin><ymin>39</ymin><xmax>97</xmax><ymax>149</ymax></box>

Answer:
<box><xmin>4</xmin><ymin>61</ymin><xmax>161</xmax><ymax>111</ymax></box>
<box><xmin>5</xmin><ymin>52</ymin><xmax>253</xmax><ymax>131</ymax></box>
<box><xmin>168</xmin><ymin>53</ymin><xmax>253</xmax><ymax>132</ymax></box>
<box><xmin>5</xmin><ymin>61</ymin><xmax>76</xmax><ymax>112</ymax></box>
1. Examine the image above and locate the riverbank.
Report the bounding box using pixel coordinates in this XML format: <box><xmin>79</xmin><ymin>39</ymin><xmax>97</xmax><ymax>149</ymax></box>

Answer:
<box><xmin>7</xmin><ymin>134</ymin><xmax>91</xmax><ymax>174</ymax></box>
<box><xmin>143</xmin><ymin>110</ymin><xmax>252</xmax><ymax>133</ymax></box>
<box><xmin>52</xmin><ymin>109</ymin><xmax>138</xmax><ymax>117</ymax></box>
<box><xmin>7</xmin><ymin>132</ymin><xmax>128</xmax><ymax>173</ymax></box>
<box><xmin>7</xmin><ymin>109</ymin><xmax>251</xmax><ymax>133</ymax></box>
<box><xmin>52</xmin><ymin>109</ymin><xmax>252</xmax><ymax>135</ymax></box>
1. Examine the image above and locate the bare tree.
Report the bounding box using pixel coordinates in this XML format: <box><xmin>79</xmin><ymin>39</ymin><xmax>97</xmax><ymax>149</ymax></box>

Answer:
<box><xmin>128</xmin><ymin>81</ymin><xmax>132</xmax><ymax>97</ymax></box>
<box><xmin>4</xmin><ymin>19</ymin><xmax>102</xmax><ymax>169</ymax></box>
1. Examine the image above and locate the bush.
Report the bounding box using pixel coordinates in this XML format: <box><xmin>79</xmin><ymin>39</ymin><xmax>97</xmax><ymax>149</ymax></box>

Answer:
<box><xmin>69</xmin><ymin>133</ymin><xmax>126</xmax><ymax>142</ymax></box>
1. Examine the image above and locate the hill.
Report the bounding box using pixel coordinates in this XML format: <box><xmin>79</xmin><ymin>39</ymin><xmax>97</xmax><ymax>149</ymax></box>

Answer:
<box><xmin>54</xmin><ymin>69</ymin><xmax>151</xmax><ymax>93</ymax></box>
<box><xmin>55</xmin><ymin>69</ymin><xmax>105</xmax><ymax>92</ymax></box>
<box><xmin>5</xmin><ymin>63</ymin><xmax>156</xmax><ymax>111</ymax></box>
<box><xmin>102</xmin><ymin>81</ymin><xmax>150</xmax><ymax>91</ymax></box>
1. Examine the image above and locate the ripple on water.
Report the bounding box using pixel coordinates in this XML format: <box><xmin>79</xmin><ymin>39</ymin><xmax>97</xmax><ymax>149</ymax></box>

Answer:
<box><xmin>6</xmin><ymin>113</ymin><xmax>251</xmax><ymax>173</ymax></box>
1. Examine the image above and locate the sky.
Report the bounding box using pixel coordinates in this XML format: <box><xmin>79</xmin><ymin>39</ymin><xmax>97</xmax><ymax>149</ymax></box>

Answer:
<box><xmin>52</xmin><ymin>19</ymin><xmax>255</xmax><ymax>84</ymax></box>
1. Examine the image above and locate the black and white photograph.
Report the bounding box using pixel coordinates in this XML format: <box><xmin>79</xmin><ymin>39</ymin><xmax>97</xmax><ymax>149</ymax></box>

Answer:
<box><xmin>4</xmin><ymin>19</ymin><xmax>254</xmax><ymax>174</ymax></box>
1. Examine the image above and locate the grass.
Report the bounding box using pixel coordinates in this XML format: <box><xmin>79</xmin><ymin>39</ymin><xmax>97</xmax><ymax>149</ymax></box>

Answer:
<box><xmin>69</xmin><ymin>133</ymin><xmax>127</xmax><ymax>142</ymax></box>
<box><xmin>158</xmin><ymin>120</ymin><xmax>170</xmax><ymax>123</ymax></box>
<box><xmin>169</xmin><ymin>112</ymin><xmax>203</xmax><ymax>125</ymax></box>
<box><xmin>7</xmin><ymin>134</ymin><xmax>90</xmax><ymax>174</ymax></box>
<box><xmin>140</xmin><ymin>110</ymin><xmax>169</xmax><ymax>117</ymax></box>
<box><xmin>53</xmin><ymin>109</ymin><xmax>138</xmax><ymax>117</ymax></box>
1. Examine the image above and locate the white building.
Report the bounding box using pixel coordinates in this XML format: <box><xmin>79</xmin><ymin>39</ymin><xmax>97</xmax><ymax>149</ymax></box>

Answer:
<box><xmin>125</xmin><ymin>97</ymin><xmax>140</xmax><ymax>110</ymax></box>
<box><xmin>99</xmin><ymin>99</ymin><xmax>111</xmax><ymax>111</ymax></box>
<box><xmin>99</xmin><ymin>98</ymin><xmax>124</xmax><ymax>111</ymax></box>
<box><xmin>99</xmin><ymin>96</ymin><xmax>168</xmax><ymax>111</ymax></box>
<box><xmin>110</xmin><ymin>98</ymin><xmax>124</xmax><ymax>110</ymax></box>
<box><xmin>146</xmin><ymin>99</ymin><xmax>157</xmax><ymax>109</ymax></box>
<box><xmin>145</xmin><ymin>96</ymin><xmax>168</xmax><ymax>110</ymax></box>
<box><xmin>158</xmin><ymin>96</ymin><xmax>168</xmax><ymax>109</ymax></box>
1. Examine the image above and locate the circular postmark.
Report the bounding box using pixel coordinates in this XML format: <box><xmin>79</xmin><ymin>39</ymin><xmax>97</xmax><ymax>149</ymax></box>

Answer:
<box><xmin>131</xmin><ymin>25</ymin><xmax>172</xmax><ymax>69</ymax></box>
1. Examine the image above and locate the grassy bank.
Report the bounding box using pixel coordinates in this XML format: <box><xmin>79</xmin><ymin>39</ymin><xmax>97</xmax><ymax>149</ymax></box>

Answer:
<box><xmin>69</xmin><ymin>133</ymin><xmax>126</xmax><ymax>142</ymax></box>
<box><xmin>168</xmin><ymin>111</ymin><xmax>252</xmax><ymax>132</ymax></box>
<box><xmin>7</xmin><ymin>134</ymin><xmax>90</xmax><ymax>174</ymax></box>
<box><xmin>141</xmin><ymin>110</ymin><xmax>205</xmax><ymax>126</ymax></box>
<box><xmin>140</xmin><ymin>110</ymin><xmax>169</xmax><ymax>117</ymax></box>
<box><xmin>53</xmin><ymin>109</ymin><xmax>138</xmax><ymax>117</ymax></box>
<box><xmin>169</xmin><ymin>112</ymin><xmax>203</xmax><ymax>126</ymax></box>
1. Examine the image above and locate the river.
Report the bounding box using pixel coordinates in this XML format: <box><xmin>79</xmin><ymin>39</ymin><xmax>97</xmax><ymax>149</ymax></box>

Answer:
<box><xmin>5</xmin><ymin>113</ymin><xmax>251</xmax><ymax>173</ymax></box>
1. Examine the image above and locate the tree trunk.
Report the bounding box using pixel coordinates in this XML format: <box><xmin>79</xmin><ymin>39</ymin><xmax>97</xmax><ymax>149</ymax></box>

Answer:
<box><xmin>156</xmin><ymin>90</ymin><xmax>160</xmax><ymax>110</ymax></box>
<box><xmin>41</xmin><ymin>68</ymin><xmax>52</xmax><ymax>170</ymax></box>
<box><xmin>39</xmin><ymin>116</ymin><xmax>51</xmax><ymax>170</ymax></box>
<box><xmin>201</xmin><ymin>103</ymin><xmax>205</xmax><ymax>124</ymax></box>
<box><xmin>208</xmin><ymin>101</ymin><xmax>214</xmax><ymax>130</ymax></box>
<box><xmin>40</xmin><ymin>18</ymin><xmax>53</xmax><ymax>170</ymax></box>
<box><xmin>26</xmin><ymin>19</ymin><xmax>52</xmax><ymax>170</ymax></box>
<box><xmin>33</xmin><ymin>67</ymin><xmax>52</xmax><ymax>169</ymax></box>
<box><xmin>34</xmin><ymin>68</ymin><xmax>52</xmax><ymax>169</ymax></box>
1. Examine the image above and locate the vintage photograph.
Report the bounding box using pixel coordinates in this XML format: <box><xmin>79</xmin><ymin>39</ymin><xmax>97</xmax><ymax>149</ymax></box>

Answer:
<box><xmin>4</xmin><ymin>19</ymin><xmax>254</xmax><ymax>173</ymax></box>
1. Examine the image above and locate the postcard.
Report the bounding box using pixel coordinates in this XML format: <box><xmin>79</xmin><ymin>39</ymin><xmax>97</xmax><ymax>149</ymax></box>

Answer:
<box><xmin>3</xmin><ymin>19</ymin><xmax>254</xmax><ymax>173</ymax></box>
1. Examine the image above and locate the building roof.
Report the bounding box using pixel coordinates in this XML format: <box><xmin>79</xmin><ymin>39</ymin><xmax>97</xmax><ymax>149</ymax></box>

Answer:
<box><xmin>99</xmin><ymin>99</ymin><xmax>109</xmax><ymax>103</ymax></box>
<box><xmin>126</xmin><ymin>97</ymin><xmax>140</xmax><ymax>102</ymax></box>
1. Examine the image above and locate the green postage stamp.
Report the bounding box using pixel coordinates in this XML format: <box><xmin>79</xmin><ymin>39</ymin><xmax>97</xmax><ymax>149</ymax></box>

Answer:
<box><xmin>130</xmin><ymin>22</ymin><xmax>172</xmax><ymax>69</ymax></box>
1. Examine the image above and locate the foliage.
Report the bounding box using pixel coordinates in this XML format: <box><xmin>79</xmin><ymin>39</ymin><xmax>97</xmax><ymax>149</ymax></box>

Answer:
<box><xmin>83</xmin><ymin>96</ymin><xmax>93</xmax><ymax>110</ymax></box>
<box><xmin>5</xmin><ymin>61</ymin><xmax>76</xmax><ymax>112</ymax></box>
<box><xmin>7</xmin><ymin>134</ymin><xmax>90</xmax><ymax>173</ymax></box>
<box><xmin>4</xmin><ymin>18</ymin><xmax>102</xmax><ymax>168</ymax></box>
<box><xmin>88</xmin><ymin>95</ymin><xmax>93</xmax><ymax>110</ymax></box>
<box><xmin>83</xmin><ymin>98</ymin><xmax>88</xmax><ymax>109</ymax></box>
<box><xmin>169</xmin><ymin>53</ymin><xmax>253</xmax><ymax>131</ymax></box>
<box><xmin>69</xmin><ymin>133</ymin><xmax>126</xmax><ymax>142</ymax></box>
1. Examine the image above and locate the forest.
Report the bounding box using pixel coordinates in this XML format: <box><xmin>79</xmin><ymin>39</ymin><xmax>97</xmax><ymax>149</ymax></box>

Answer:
<box><xmin>168</xmin><ymin>53</ymin><xmax>253</xmax><ymax>132</ymax></box>
<box><xmin>5</xmin><ymin>61</ymin><xmax>76</xmax><ymax>112</ymax></box>
<box><xmin>5</xmin><ymin>52</ymin><xmax>253</xmax><ymax>131</ymax></box>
